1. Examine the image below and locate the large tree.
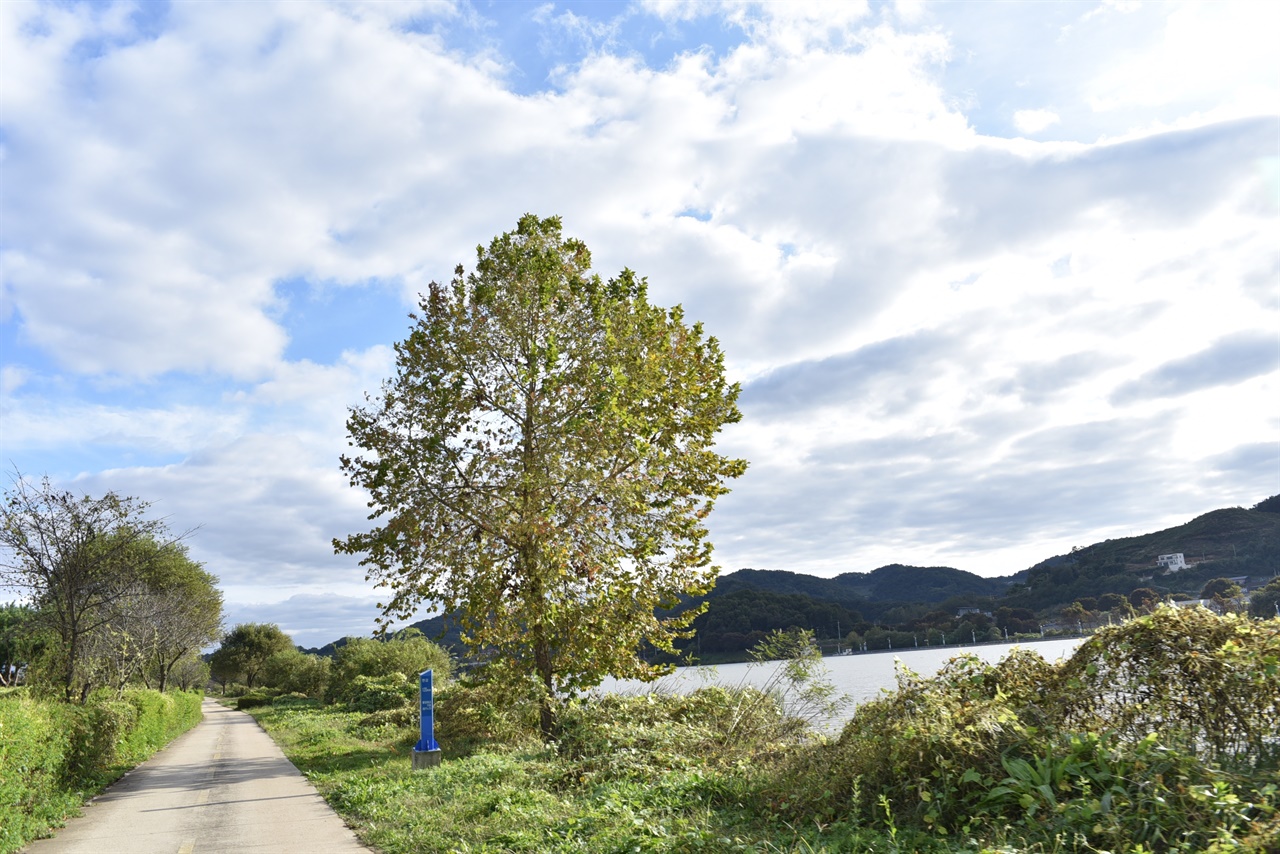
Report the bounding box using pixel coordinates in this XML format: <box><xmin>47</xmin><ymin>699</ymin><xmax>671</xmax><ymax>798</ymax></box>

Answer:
<box><xmin>336</xmin><ymin>214</ymin><xmax>746</xmax><ymax>735</ymax></box>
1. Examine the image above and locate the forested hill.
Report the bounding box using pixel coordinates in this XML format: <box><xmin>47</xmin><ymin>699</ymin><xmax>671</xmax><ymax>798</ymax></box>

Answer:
<box><xmin>1002</xmin><ymin>500</ymin><xmax>1280</xmax><ymax>610</ymax></box>
<box><xmin>714</xmin><ymin>565</ymin><xmax>1008</xmax><ymax>606</ymax></box>
<box><xmin>310</xmin><ymin>495</ymin><xmax>1279</xmax><ymax>659</ymax></box>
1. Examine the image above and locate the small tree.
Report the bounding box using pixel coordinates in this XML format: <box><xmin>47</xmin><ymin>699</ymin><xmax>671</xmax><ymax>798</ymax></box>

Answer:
<box><xmin>336</xmin><ymin>215</ymin><xmax>746</xmax><ymax>736</ymax></box>
<box><xmin>1096</xmin><ymin>592</ymin><xmax>1132</xmax><ymax>616</ymax></box>
<box><xmin>212</xmin><ymin>623</ymin><xmax>293</xmax><ymax>689</ymax></box>
<box><xmin>170</xmin><ymin>654</ymin><xmax>210</xmax><ymax>691</ymax></box>
<box><xmin>1128</xmin><ymin>587</ymin><xmax>1160</xmax><ymax>613</ymax></box>
<box><xmin>1199</xmin><ymin>577</ymin><xmax>1246</xmax><ymax>615</ymax></box>
<box><xmin>1249</xmin><ymin>577</ymin><xmax>1280</xmax><ymax>619</ymax></box>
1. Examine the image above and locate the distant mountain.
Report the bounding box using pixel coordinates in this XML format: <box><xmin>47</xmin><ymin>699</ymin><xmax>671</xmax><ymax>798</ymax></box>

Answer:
<box><xmin>712</xmin><ymin>564</ymin><xmax>1008</xmax><ymax>607</ymax></box>
<box><xmin>305</xmin><ymin>494</ymin><xmax>1280</xmax><ymax>657</ymax></box>
<box><xmin>1003</xmin><ymin>500</ymin><xmax>1280</xmax><ymax>610</ymax></box>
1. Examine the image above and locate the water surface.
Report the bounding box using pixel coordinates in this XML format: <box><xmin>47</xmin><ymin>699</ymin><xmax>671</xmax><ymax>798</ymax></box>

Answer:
<box><xmin>598</xmin><ymin>637</ymin><xmax>1086</xmax><ymax>730</ymax></box>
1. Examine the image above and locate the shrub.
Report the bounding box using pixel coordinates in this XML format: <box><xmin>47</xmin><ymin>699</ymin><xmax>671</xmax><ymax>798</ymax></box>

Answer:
<box><xmin>60</xmin><ymin>692</ymin><xmax>135</xmax><ymax>784</ymax></box>
<box><xmin>326</xmin><ymin>631</ymin><xmax>451</xmax><ymax>705</ymax></box>
<box><xmin>775</xmin><ymin>649</ymin><xmax>1051</xmax><ymax>830</ymax></box>
<box><xmin>336</xmin><ymin>674</ymin><xmax>415</xmax><ymax>712</ymax></box>
<box><xmin>0</xmin><ymin>694</ymin><xmax>82</xmax><ymax>852</ymax></box>
<box><xmin>555</xmin><ymin>685</ymin><xmax>795</xmax><ymax>782</ymax></box>
<box><xmin>271</xmin><ymin>692</ymin><xmax>317</xmax><ymax>708</ymax></box>
<box><xmin>356</xmin><ymin>705</ymin><xmax>416</xmax><ymax>730</ymax></box>
<box><xmin>262</xmin><ymin>649</ymin><xmax>330</xmax><ymax>697</ymax></box>
<box><xmin>236</xmin><ymin>689</ymin><xmax>280</xmax><ymax>710</ymax></box>
<box><xmin>773</xmin><ymin>609</ymin><xmax>1280</xmax><ymax>850</ymax></box>
<box><xmin>974</xmin><ymin>731</ymin><xmax>1274</xmax><ymax>852</ymax></box>
<box><xmin>1051</xmin><ymin>607</ymin><xmax>1280</xmax><ymax>768</ymax></box>
<box><xmin>434</xmin><ymin>672</ymin><xmax>542</xmax><ymax>751</ymax></box>
<box><xmin>0</xmin><ymin>688</ymin><xmax>203</xmax><ymax>852</ymax></box>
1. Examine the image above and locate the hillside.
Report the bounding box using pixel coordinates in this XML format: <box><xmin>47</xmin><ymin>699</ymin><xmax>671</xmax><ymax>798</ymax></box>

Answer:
<box><xmin>714</xmin><ymin>564</ymin><xmax>1007</xmax><ymax>607</ymax></box>
<box><xmin>1004</xmin><ymin>501</ymin><xmax>1280</xmax><ymax>610</ymax></box>
<box><xmin>308</xmin><ymin>495</ymin><xmax>1280</xmax><ymax>658</ymax></box>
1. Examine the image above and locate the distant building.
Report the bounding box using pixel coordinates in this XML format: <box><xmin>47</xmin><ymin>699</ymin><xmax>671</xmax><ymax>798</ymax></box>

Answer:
<box><xmin>1157</xmin><ymin>553</ymin><xmax>1187</xmax><ymax>572</ymax></box>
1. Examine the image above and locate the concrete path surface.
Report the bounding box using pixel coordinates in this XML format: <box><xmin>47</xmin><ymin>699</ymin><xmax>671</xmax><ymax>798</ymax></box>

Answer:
<box><xmin>25</xmin><ymin>699</ymin><xmax>369</xmax><ymax>854</ymax></box>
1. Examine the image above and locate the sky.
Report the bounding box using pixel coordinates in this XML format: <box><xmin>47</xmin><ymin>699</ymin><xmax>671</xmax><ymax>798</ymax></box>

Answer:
<box><xmin>1</xmin><ymin>0</ymin><xmax>1277</xmax><ymax>648</ymax></box>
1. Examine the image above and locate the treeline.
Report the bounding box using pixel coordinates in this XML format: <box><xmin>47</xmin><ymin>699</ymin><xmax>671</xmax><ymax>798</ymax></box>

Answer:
<box><xmin>0</xmin><ymin>475</ymin><xmax>223</xmax><ymax>699</ymax></box>
<box><xmin>206</xmin><ymin>623</ymin><xmax>450</xmax><ymax>711</ymax></box>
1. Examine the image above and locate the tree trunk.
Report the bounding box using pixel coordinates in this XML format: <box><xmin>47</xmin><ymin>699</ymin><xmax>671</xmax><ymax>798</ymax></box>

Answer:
<box><xmin>533</xmin><ymin>621</ymin><xmax>556</xmax><ymax>740</ymax></box>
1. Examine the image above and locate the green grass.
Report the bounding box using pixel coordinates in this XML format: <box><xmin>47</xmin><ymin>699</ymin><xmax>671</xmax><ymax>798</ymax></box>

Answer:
<box><xmin>247</xmin><ymin>702</ymin><xmax>934</xmax><ymax>853</ymax></box>
<box><xmin>246</xmin><ymin>612</ymin><xmax>1280</xmax><ymax>854</ymax></box>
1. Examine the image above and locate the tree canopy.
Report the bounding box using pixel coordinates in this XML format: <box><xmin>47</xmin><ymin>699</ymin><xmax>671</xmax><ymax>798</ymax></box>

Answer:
<box><xmin>335</xmin><ymin>214</ymin><xmax>747</xmax><ymax>735</ymax></box>
<box><xmin>210</xmin><ymin>622</ymin><xmax>293</xmax><ymax>690</ymax></box>
<box><xmin>1</xmin><ymin>474</ymin><xmax>220</xmax><ymax>700</ymax></box>
<box><xmin>1199</xmin><ymin>577</ymin><xmax>1243</xmax><ymax>600</ymax></box>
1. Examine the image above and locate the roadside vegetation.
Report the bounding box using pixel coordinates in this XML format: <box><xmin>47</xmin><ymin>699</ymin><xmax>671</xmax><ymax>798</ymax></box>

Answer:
<box><xmin>0</xmin><ymin>687</ymin><xmax>203</xmax><ymax>853</ymax></box>
<box><xmin>247</xmin><ymin>608</ymin><xmax>1278</xmax><ymax>853</ymax></box>
<box><xmin>0</xmin><ymin>473</ymin><xmax>222</xmax><ymax>853</ymax></box>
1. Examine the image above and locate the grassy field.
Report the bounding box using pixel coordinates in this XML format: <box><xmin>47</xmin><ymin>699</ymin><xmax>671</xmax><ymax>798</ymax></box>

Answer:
<box><xmin>244</xmin><ymin>610</ymin><xmax>1280</xmax><ymax>854</ymax></box>
<box><xmin>245</xmin><ymin>696</ymin><xmax>936</xmax><ymax>854</ymax></box>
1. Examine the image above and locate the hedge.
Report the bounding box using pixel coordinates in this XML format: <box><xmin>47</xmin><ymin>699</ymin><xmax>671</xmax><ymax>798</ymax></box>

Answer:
<box><xmin>0</xmin><ymin>688</ymin><xmax>203</xmax><ymax>853</ymax></box>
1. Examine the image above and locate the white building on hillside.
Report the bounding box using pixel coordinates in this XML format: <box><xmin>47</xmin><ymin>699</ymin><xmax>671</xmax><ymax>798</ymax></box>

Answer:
<box><xmin>1157</xmin><ymin>553</ymin><xmax>1187</xmax><ymax>573</ymax></box>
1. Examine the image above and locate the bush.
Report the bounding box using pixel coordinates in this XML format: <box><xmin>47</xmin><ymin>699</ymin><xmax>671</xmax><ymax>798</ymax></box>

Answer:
<box><xmin>0</xmin><ymin>688</ymin><xmax>203</xmax><ymax>852</ymax></box>
<box><xmin>271</xmin><ymin>692</ymin><xmax>317</xmax><ymax>709</ymax></box>
<box><xmin>326</xmin><ymin>631</ymin><xmax>451</xmax><ymax>706</ymax></box>
<box><xmin>555</xmin><ymin>685</ymin><xmax>796</xmax><ymax>782</ymax></box>
<box><xmin>262</xmin><ymin>649</ymin><xmax>330</xmax><ymax>697</ymax></box>
<box><xmin>0</xmin><ymin>693</ymin><xmax>83</xmax><ymax>852</ymax></box>
<box><xmin>356</xmin><ymin>705</ymin><xmax>416</xmax><ymax>730</ymax></box>
<box><xmin>1052</xmin><ymin>606</ymin><xmax>1280</xmax><ymax>768</ymax></box>
<box><xmin>336</xmin><ymin>674</ymin><xmax>415</xmax><ymax>712</ymax></box>
<box><xmin>434</xmin><ymin>672</ymin><xmax>542</xmax><ymax>751</ymax></box>
<box><xmin>773</xmin><ymin>609</ymin><xmax>1280</xmax><ymax>850</ymax></box>
<box><xmin>775</xmin><ymin>648</ymin><xmax>1052</xmax><ymax>830</ymax></box>
<box><xmin>236</xmin><ymin>688</ymin><xmax>280</xmax><ymax>710</ymax></box>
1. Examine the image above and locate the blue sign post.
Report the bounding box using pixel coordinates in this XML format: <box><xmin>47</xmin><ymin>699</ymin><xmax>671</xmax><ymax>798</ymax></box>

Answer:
<box><xmin>412</xmin><ymin>669</ymin><xmax>442</xmax><ymax>769</ymax></box>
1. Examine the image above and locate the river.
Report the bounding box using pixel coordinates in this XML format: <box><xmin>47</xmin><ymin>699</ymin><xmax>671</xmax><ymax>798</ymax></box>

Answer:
<box><xmin>597</xmin><ymin>637</ymin><xmax>1086</xmax><ymax>731</ymax></box>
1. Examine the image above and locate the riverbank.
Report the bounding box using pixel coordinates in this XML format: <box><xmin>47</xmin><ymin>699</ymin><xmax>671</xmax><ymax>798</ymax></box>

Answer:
<box><xmin>245</xmin><ymin>609</ymin><xmax>1277</xmax><ymax>853</ymax></box>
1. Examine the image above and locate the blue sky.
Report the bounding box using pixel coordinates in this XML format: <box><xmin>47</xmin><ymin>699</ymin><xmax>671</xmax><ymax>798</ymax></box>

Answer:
<box><xmin>2</xmin><ymin>0</ymin><xmax>1277</xmax><ymax>647</ymax></box>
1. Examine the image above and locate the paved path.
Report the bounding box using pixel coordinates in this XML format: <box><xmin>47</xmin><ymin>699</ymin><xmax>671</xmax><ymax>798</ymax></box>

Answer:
<box><xmin>25</xmin><ymin>699</ymin><xmax>369</xmax><ymax>854</ymax></box>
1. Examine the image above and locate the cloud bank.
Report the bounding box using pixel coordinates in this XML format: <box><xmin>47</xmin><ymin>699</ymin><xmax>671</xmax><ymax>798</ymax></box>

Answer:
<box><xmin>1</xmin><ymin>0</ymin><xmax>1276</xmax><ymax>646</ymax></box>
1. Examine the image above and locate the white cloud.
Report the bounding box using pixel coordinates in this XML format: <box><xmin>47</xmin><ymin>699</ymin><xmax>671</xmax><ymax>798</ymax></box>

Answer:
<box><xmin>1085</xmin><ymin>2</ymin><xmax>1279</xmax><ymax>120</ymax></box>
<box><xmin>2</xmin><ymin>0</ymin><xmax>1276</xmax><ymax>645</ymax></box>
<box><xmin>1013</xmin><ymin>108</ymin><xmax>1060</xmax><ymax>134</ymax></box>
